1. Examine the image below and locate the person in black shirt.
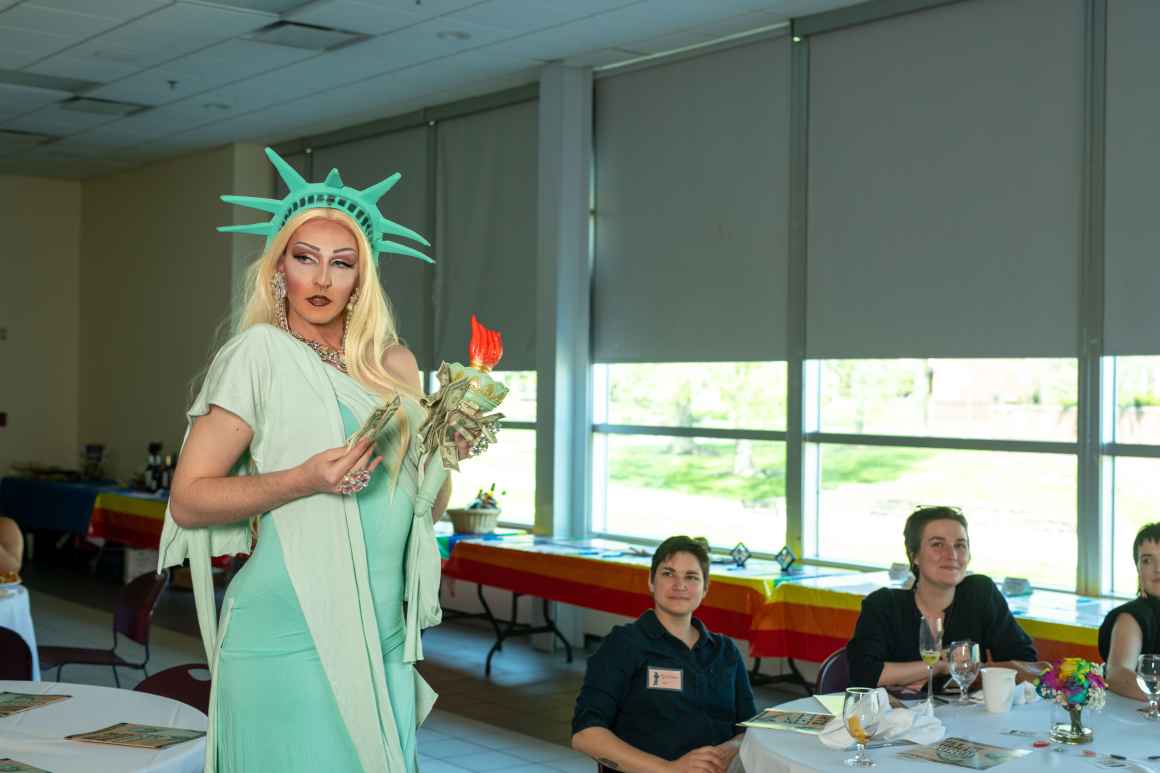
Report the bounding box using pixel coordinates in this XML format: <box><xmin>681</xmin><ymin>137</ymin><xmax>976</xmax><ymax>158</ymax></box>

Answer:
<box><xmin>847</xmin><ymin>506</ymin><xmax>1042</xmax><ymax>692</ymax></box>
<box><xmin>1100</xmin><ymin>521</ymin><xmax>1160</xmax><ymax>701</ymax></box>
<box><xmin>572</xmin><ymin>536</ymin><xmax>756</xmax><ymax>773</ymax></box>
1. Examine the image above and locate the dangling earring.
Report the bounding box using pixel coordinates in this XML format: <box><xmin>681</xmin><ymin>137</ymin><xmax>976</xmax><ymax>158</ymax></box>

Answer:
<box><xmin>341</xmin><ymin>287</ymin><xmax>359</xmax><ymax>354</ymax></box>
<box><xmin>272</xmin><ymin>271</ymin><xmax>289</xmax><ymax>333</ymax></box>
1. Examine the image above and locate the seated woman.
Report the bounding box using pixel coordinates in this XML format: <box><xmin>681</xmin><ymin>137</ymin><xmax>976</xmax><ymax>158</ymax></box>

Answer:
<box><xmin>847</xmin><ymin>506</ymin><xmax>1041</xmax><ymax>692</ymax></box>
<box><xmin>1099</xmin><ymin>522</ymin><xmax>1160</xmax><ymax>701</ymax></box>
<box><xmin>0</xmin><ymin>516</ymin><xmax>23</xmax><ymax>581</ymax></box>
<box><xmin>572</xmin><ymin>535</ymin><xmax>755</xmax><ymax>773</ymax></box>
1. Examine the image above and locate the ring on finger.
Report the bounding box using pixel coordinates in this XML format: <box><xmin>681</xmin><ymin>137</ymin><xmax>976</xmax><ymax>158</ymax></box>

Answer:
<box><xmin>338</xmin><ymin>468</ymin><xmax>372</xmax><ymax>495</ymax></box>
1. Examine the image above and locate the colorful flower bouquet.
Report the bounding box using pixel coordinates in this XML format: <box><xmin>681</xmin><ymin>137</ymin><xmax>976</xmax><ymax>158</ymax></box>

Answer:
<box><xmin>1035</xmin><ymin>658</ymin><xmax>1107</xmax><ymax>744</ymax></box>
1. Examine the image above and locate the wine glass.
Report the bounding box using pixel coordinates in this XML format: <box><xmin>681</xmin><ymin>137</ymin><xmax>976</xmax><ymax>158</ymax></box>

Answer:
<box><xmin>919</xmin><ymin>616</ymin><xmax>944</xmax><ymax>707</ymax></box>
<box><xmin>843</xmin><ymin>687</ymin><xmax>882</xmax><ymax>768</ymax></box>
<box><xmin>1137</xmin><ymin>654</ymin><xmax>1160</xmax><ymax>720</ymax></box>
<box><xmin>948</xmin><ymin>639</ymin><xmax>980</xmax><ymax>705</ymax></box>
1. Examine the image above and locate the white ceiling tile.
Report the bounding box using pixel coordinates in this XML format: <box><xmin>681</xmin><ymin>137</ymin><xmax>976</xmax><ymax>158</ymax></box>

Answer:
<box><xmin>62</xmin><ymin>1</ymin><xmax>278</xmax><ymax>71</ymax></box>
<box><xmin>339</xmin><ymin>0</ymin><xmax>484</xmax><ymax>25</ymax></box>
<box><xmin>0</xmin><ymin>4</ymin><xmax>124</xmax><ymax>37</ymax></box>
<box><xmin>85</xmin><ymin>67</ymin><xmax>214</xmax><ymax>106</ymax></box>
<box><xmin>24</xmin><ymin>0</ymin><xmax>169</xmax><ymax>21</ymax></box>
<box><xmin>67</xmin><ymin>103</ymin><xmax>220</xmax><ymax>145</ymax></box>
<box><xmin>343</xmin><ymin>16</ymin><xmax>522</xmax><ymax>71</ymax></box>
<box><xmin>162</xmin><ymin>39</ymin><xmax>318</xmax><ymax>81</ymax></box>
<box><xmin>85</xmin><ymin>38</ymin><xmax>318</xmax><ymax>107</ymax></box>
<box><xmin>0</xmin><ymin>83</ymin><xmax>71</xmax><ymax>115</ymax></box>
<box><xmin>27</xmin><ymin>54</ymin><xmax>143</xmax><ymax>83</ymax></box>
<box><xmin>0</xmin><ymin>46</ymin><xmax>42</xmax><ymax>69</ymax></box>
<box><xmin>383</xmin><ymin>48</ymin><xmax>534</xmax><ymax>94</ymax></box>
<box><xmin>0</xmin><ymin>25</ymin><xmax>78</xmax><ymax>58</ymax></box>
<box><xmin>623</xmin><ymin>7</ymin><xmax>789</xmax><ymax>55</ymax></box>
<box><xmin>447</xmin><ymin>0</ymin><xmax>644</xmax><ymax>35</ymax></box>
<box><xmin>0</xmin><ymin>103</ymin><xmax>121</xmax><ymax>135</ymax></box>
<box><xmin>286</xmin><ymin>0</ymin><xmax>426</xmax><ymax>35</ymax></box>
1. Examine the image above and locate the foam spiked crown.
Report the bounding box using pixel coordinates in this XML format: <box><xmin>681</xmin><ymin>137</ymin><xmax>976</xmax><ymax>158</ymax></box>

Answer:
<box><xmin>218</xmin><ymin>147</ymin><xmax>432</xmax><ymax>264</ymax></box>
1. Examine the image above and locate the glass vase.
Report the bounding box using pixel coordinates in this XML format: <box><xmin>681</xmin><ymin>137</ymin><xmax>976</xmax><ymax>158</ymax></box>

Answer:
<box><xmin>1049</xmin><ymin>702</ymin><xmax>1093</xmax><ymax>744</ymax></box>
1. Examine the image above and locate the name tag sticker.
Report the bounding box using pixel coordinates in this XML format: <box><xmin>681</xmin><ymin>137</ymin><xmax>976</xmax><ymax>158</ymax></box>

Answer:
<box><xmin>646</xmin><ymin>667</ymin><xmax>683</xmax><ymax>691</ymax></box>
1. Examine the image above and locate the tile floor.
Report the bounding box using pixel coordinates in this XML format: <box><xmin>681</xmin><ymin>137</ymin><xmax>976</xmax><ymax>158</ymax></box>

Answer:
<box><xmin>21</xmin><ymin>560</ymin><xmax>800</xmax><ymax>771</ymax></box>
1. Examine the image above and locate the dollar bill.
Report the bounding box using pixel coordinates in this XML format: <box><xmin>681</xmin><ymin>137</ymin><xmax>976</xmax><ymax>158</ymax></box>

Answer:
<box><xmin>346</xmin><ymin>395</ymin><xmax>401</xmax><ymax>449</ymax></box>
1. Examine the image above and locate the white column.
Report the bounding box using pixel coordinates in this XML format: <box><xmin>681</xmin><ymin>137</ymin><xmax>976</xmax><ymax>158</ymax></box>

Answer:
<box><xmin>534</xmin><ymin>63</ymin><xmax>593</xmax><ymax>651</ymax></box>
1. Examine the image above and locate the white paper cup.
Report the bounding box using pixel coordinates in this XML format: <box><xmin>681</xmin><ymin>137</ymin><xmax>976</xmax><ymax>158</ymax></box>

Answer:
<box><xmin>981</xmin><ymin>667</ymin><xmax>1017</xmax><ymax>713</ymax></box>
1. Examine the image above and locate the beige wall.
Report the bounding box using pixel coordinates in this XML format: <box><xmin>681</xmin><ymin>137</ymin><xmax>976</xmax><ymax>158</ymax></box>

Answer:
<box><xmin>78</xmin><ymin>144</ymin><xmax>270</xmax><ymax>480</ymax></box>
<box><xmin>0</xmin><ymin>176</ymin><xmax>82</xmax><ymax>475</ymax></box>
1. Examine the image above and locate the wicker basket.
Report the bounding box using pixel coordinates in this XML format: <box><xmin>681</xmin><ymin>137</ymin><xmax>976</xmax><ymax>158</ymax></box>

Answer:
<box><xmin>447</xmin><ymin>508</ymin><xmax>501</xmax><ymax>534</ymax></box>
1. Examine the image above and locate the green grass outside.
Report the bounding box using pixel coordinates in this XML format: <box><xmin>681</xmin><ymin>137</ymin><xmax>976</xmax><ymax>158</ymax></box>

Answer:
<box><xmin>608</xmin><ymin>442</ymin><xmax>934</xmax><ymax>505</ymax></box>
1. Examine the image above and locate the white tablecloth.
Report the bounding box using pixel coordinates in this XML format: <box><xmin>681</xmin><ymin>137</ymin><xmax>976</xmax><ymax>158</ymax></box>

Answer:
<box><xmin>0</xmin><ymin>584</ymin><xmax>39</xmax><ymax>680</ymax></box>
<box><xmin>741</xmin><ymin>694</ymin><xmax>1156</xmax><ymax>773</ymax></box>
<box><xmin>0</xmin><ymin>680</ymin><xmax>206</xmax><ymax>773</ymax></box>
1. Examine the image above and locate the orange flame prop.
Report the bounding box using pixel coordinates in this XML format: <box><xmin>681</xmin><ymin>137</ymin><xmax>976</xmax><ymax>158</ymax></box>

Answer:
<box><xmin>468</xmin><ymin>314</ymin><xmax>504</xmax><ymax>372</ymax></box>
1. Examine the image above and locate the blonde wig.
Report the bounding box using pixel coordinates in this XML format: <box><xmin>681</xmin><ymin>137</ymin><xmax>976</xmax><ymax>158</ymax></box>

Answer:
<box><xmin>237</xmin><ymin>208</ymin><xmax>422</xmax><ymax>475</ymax></box>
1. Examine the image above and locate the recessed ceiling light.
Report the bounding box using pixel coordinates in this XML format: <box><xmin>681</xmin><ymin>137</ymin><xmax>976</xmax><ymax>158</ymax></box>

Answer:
<box><xmin>248</xmin><ymin>20</ymin><xmax>368</xmax><ymax>50</ymax></box>
<box><xmin>436</xmin><ymin>30</ymin><xmax>471</xmax><ymax>41</ymax></box>
<box><xmin>59</xmin><ymin>97</ymin><xmax>147</xmax><ymax>116</ymax></box>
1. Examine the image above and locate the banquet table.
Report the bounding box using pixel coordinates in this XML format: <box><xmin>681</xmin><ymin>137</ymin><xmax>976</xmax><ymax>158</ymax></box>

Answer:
<box><xmin>0</xmin><ymin>478</ymin><xmax>119</xmax><ymax>534</ymax></box>
<box><xmin>740</xmin><ymin>693</ymin><xmax>1156</xmax><ymax>773</ymax></box>
<box><xmin>441</xmin><ymin>534</ymin><xmax>852</xmax><ymax>681</ymax></box>
<box><xmin>0</xmin><ymin>585</ymin><xmax>40</xmax><ymax>680</ymax></box>
<box><xmin>0</xmin><ymin>680</ymin><xmax>206</xmax><ymax>773</ymax></box>
<box><xmin>763</xmin><ymin>571</ymin><xmax>1117</xmax><ymax>665</ymax></box>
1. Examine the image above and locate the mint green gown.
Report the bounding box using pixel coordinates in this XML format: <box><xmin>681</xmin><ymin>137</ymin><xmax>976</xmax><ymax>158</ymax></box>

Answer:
<box><xmin>213</xmin><ymin>404</ymin><xmax>417</xmax><ymax>772</ymax></box>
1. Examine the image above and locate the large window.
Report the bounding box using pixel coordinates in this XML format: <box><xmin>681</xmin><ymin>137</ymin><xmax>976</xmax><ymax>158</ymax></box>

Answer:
<box><xmin>591</xmin><ymin>363</ymin><xmax>787</xmax><ymax>553</ymax></box>
<box><xmin>808</xmin><ymin>358</ymin><xmax>1079</xmax><ymax>589</ymax></box>
<box><xmin>1107</xmin><ymin>357</ymin><xmax>1160</xmax><ymax>596</ymax></box>
<box><xmin>434</xmin><ymin>370</ymin><xmax>536</xmax><ymax>527</ymax></box>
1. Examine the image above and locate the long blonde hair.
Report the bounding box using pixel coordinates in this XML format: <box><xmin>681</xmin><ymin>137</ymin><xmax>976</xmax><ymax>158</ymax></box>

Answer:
<box><xmin>237</xmin><ymin>208</ymin><xmax>423</xmax><ymax>474</ymax></box>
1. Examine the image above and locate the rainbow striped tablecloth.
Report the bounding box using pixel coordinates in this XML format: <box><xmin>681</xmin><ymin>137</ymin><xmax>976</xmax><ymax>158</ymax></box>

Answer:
<box><xmin>443</xmin><ymin>538</ymin><xmax>1113</xmax><ymax>663</ymax></box>
<box><xmin>88</xmin><ymin>490</ymin><xmax>168</xmax><ymax>549</ymax></box>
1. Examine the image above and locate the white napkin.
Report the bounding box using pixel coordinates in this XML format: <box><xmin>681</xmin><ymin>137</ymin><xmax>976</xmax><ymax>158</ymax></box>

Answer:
<box><xmin>818</xmin><ymin>689</ymin><xmax>946</xmax><ymax>749</ymax></box>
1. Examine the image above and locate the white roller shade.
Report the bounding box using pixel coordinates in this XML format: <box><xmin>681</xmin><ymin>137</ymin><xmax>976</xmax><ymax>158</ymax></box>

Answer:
<box><xmin>806</xmin><ymin>0</ymin><xmax>1084</xmax><ymax>359</ymax></box>
<box><xmin>434</xmin><ymin>100</ymin><xmax>538</xmax><ymax>371</ymax></box>
<box><xmin>1105</xmin><ymin>0</ymin><xmax>1160</xmax><ymax>356</ymax></box>
<box><xmin>593</xmin><ymin>37</ymin><xmax>790</xmax><ymax>363</ymax></box>
<box><xmin>311</xmin><ymin>128</ymin><xmax>433</xmax><ymax>364</ymax></box>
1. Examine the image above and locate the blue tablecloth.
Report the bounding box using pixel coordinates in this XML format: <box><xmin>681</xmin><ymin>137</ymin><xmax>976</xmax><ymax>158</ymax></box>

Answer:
<box><xmin>0</xmin><ymin>478</ymin><xmax>119</xmax><ymax>533</ymax></box>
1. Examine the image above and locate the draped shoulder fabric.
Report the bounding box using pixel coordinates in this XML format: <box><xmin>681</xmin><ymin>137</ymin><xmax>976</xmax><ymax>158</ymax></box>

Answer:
<box><xmin>157</xmin><ymin>324</ymin><xmax>446</xmax><ymax>772</ymax></box>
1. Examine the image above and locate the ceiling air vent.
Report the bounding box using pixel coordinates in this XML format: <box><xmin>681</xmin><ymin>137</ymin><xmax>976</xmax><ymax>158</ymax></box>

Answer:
<box><xmin>0</xmin><ymin>130</ymin><xmax>58</xmax><ymax>147</ymax></box>
<box><xmin>248</xmin><ymin>20</ymin><xmax>367</xmax><ymax>51</ymax></box>
<box><xmin>59</xmin><ymin>97</ymin><xmax>147</xmax><ymax>117</ymax></box>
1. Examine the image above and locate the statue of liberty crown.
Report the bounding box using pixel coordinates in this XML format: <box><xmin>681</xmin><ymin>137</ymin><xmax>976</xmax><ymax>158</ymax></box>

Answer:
<box><xmin>218</xmin><ymin>147</ymin><xmax>432</xmax><ymax>264</ymax></box>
